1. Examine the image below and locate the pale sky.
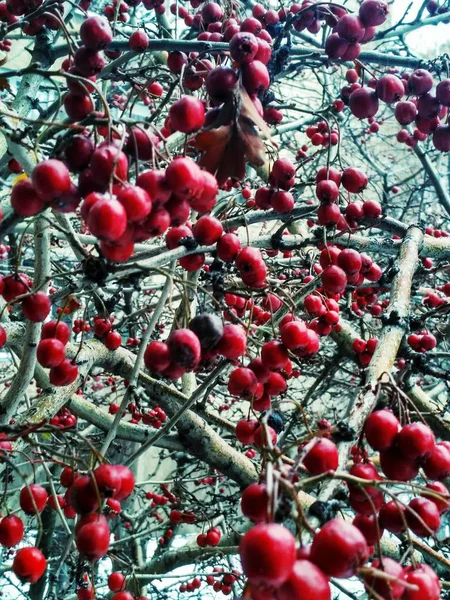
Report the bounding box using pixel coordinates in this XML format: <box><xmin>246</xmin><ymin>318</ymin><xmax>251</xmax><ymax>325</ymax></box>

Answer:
<box><xmin>391</xmin><ymin>0</ymin><xmax>450</xmax><ymax>56</ymax></box>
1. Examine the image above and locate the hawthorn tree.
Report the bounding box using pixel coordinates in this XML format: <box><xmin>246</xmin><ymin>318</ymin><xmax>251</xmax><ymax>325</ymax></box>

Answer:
<box><xmin>0</xmin><ymin>0</ymin><xmax>449</xmax><ymax>598</ymax></box>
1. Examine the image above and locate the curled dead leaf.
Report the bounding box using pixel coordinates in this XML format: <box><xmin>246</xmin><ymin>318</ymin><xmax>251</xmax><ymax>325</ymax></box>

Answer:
<box><xmin>192</xmin><ymin>85</ymin><xmax>273</xmax><ymax>185</ymax></box>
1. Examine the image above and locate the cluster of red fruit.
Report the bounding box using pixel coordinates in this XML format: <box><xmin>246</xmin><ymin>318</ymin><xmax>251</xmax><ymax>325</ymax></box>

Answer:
<box><xmin>351</xmin><ymin>286</ymin><xmax>386</xmax><ymax>317</ymax></box>
<box><xmin>203</xmin><ymin>568</ymin><xmax>240</xmax><ymax>595</ymax></box>
<box><xmin>423</xmin><ymin>289</ymin><xmax>448</xmax><ymax>308</ymax></box>
<box><xmin>36</xmin><ymin>320</ymin><xmax>79</xmax><ymax>387</ymax></box>
<box><xmin>11</xmin><ymin>146</ymin><xmax>221</xmax><ymax>263</ymax></box>
<box><xmin>144</xmin><ymin>313</ymin><xmax>247</xmax><ymax>380</ymax></box>
<box><xmin>72</xmin><ymin>318</ymin><xmax>92</xmax><ymax>334</ymax></box>
<box><xmin>240</xmin><ymin>514</ymin><xmax>440</xmax><ymax>599</ymax></box>
<box><xmin>49</xmin><ymin>407</ymin><xmax>78</xmax><ymax>428</ymax></box>
<box><xmin>318</xmin><ymin>246</ymin><xmax>382</xmax><ymax>300</ymax></box>
<box><xmin>0</xmin><ymin>0</ymin><xmax>63</xmax><ymax>33</ymax></box>
<box><xmin>352</xmin><ymin>337</ymin><xmax>379</xmax><ymax>366</ymax></box>
<box><xmin>342</xmin><ymin>65</ymin><xmax>450</xmax><ymax>152</ymax></box>
<box><xmin>0</xmin><ymin>272</ymin><xmax>50</xmax><ymax>320</ymax></box>
<box><xmin>361</xmin><ymin>410</ymin><xmax>450</xmax><ymax>531</ymax></box>
<box><xmin>228</xmin><ymin>319</ymin><xmax>318</xmax><ymax>414</ymax></box>
<box><xmin>223</xmin><ymin>292</ymin><xmax>300</xmax><ymax>329</ymax></box>
<box><xmin>323</xmin><ymin>0</ymin><xmax>389</xmax><ymax>60</ymax></box>
<box><xmin>78</xmin><ymin>570</ymin><xmax>146</xmax><ymax>600</ymax></box>
<box><xmin>0</xmin><ymin>464</ymin><xmax>132</xmax><ymax>585</ymax></box>
<box><xmin>93</xmin><ymin>315</ymin><xmax>122</xmax><ymax>350</ymax></box>
<box><xmin>0</xmin><ymin>513</ymin><xmax>36</xmax><ymax>585</ymax></box>
<box><xmin>407</xmin><ymin>331</ymin><xmax>437</xmax><ymax>353</ymax></box>
<box><xmin>253</xmin><ymin>158</ymin><xmax>297</xmax><ymax>214</ymax></box>
<box><xmin>196</xmin><ymin>525</ymin><xmax>221</xmax><ymax>547</ymax></box>
<box><xmin>235</xmin><ymin>419</ymin><xmax>278</xmax><ymax>450</ymax></box>
<box><xmin>141</xmin><ymin>405</ymin><xmax>167</xmax><ymax>428</ymax></box>
<box><xmin>425</xmin><ymin>225</ymin><xmax>450</xmax><ymax>238</ymax></box>
<box><xmin>314</xmin><ymin>165</ymin><xmax>382</xmax><ymax>229</ymax></box>
<box><xmin>303</xmin><ymin>292</ymin><xmax>340</xmax><ymax>336</ymax></box>
<box><xmin>65</xmin><ymin>464</ymin><xmax>134</xmax><ymax>563</ymax></box>
<box><xmin>305</xmin><ymin>121</ymin><xmax>339</xmax><ymax>147</ymax></box>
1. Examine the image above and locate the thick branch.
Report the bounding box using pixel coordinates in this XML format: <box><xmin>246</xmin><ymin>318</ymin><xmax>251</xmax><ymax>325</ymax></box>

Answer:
<box><xmin>320</xmin><ymin>226</ymin><xmax>424</xmax><ymax>501</ymax></box>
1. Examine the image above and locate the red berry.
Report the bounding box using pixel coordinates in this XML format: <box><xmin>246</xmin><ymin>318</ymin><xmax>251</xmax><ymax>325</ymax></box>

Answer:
<box><xmin>37</xmin><ymin>338</ymin><xmax>66</xmax><ymax>368</ymax></box>
<box><xmin>129</xmin><ymin>29</ymin><xmax>148</xmax><ymax>50</ymax></box>
<box><xmin>21</xmin><ymin>292</ymin><xmax>51</xmax><ymax>322</ymax></box>
<box><xmin>364</xmin><ymin>410</ymin><xmax>400</xmax><ymax>451</ymax></box>
<box><xmin>193</xmin><ymin>215</ymin><xmax>223</xmax><ymax>245</ymax></box>
<box><xmin>10</xmin><ymin>178</ymin><xmax>46</xmax><ymax>216</ymax></box>
<box><xmin>408</xmin><ymin>69</ymin><xmax>434</xmax><ymax>96</ymax></box>
<box><xmin>167</xmin><ymin>329</ymin><xmax>201</xmax><ymax>369</ymax></box>
<box><xmin>364</xmin><ymin>557</ymin><xmax>405</xmax><ymax>599</ymax></box>
<box><xmin>302</xmin><ymin>438</ymin><xmax>339</xmax><ymax>475</ymax></box>
<box><xmin>379</xmin><ymin>501</ymin><xmax>406</xmax><ymax>534</ymax></box>
<box><xmin>0</xmin><ymin>515</ymin><xmax>24</xmax><ymax>547</ymax></box>
<box><xmin>321</xmin><ymin>266</ymin><xmax>347</xmax><ymax>294</ymax></box>
<box><xmin>380</xmin><ymin>447</ymin><xmax>419</xmax><ymax>481</ymax></box>
<box><xmin>353</xmin><ymin>514</ymin><xmax>384</xmax><ymax>546</ymax></box>
<box><xmin>341</xmin><ymin>168</ymin><xmax>368</xmax><ymax>193</ymax></box>
<box><xmin>80</xmin><ymin>15</ymin><xmax>112</xmax><ymax>49</ymax></box>
<box><xmin>49</xmin><ymin>359</ymin><xmax>79</xmax><ymax>386</ymax></box>
<box><xmin>32</xmin><ymin>159</ymin><xmax>71</xmax><ymax>202</ymax></box>
<box><xmin>349</xmin><ymin>88</ymin><xmax>379</xmax><ymax>119</ymax></box>
<box><xmin>241</xmin><ymin>483</ymin><xmax>269</xmax><ymax>522</ymax></box>
<box><xmin>116</xmin><ymin>185</ymin><xmax>152</xmax><ymax>222</ymax></box>
<box><xmin>310</xmin><ymin>519</ymin><xmax>369</xmax><ymax>578</ymax></box>
<box><xmin>235</xmin><ymin>418</ymin><xmax>259</xmax><ymax>444</ymax></box>
<box><xmin>316</xmin><ymin>179</ymin><xmax>339</xmax><ymax>202</ymax></box>
<box><xmin>280</xmin><ymin>320</ymin><xmax>309</xmax><ymax>350</ymax></box>
<box><xmin>90</xmin><ymin>143</ymin><xmax>128</xmax><ymax>185</ymax></box>
<box><xmin>421</xmin><ymin>481</ymin><xmax>449</xmax><ymax>514</ymax></box>
<box><xmin>229</xmin><ymin>32</ymin><xmax>258</xmax><ymax>65</ymax></box>
<box><xmin>239</xmin><ymin>523</ymin><xmax>296</xmax><ymax>586</ymax></box>
<box><xmin>241</xmin><ymin>60</ymin><xmax>270</xmax><ymax>95</ymax></box>
<box><xmin>108</xmin><ymin>572</ymin><xmax>126</xmax><ymax>592</ymax></box>
<box><xmin>337</xmin><ymin>249</ymin><xmax>362</xmax><ymax>274</ymax></box>
<box><xmin>87</xmin><ymin>197</ymin><xmax>128</xmax><ymax>242</ymax></box>
<box><xmin>261</xmin><ymin>340</ymin><xmax>289</xmax><ymax>370</ymax></box>
<box><xmin>13</xmin><ymin>547</ymin><xmax>47</xmax><ymax>583</ymax></box>
<box><xmin>397</xmin><ymin>422</ymin><xmax>435</xmax><ymax>460</ymax></box>
<box><xmin>20</xmin><ymin>484</ymin><xmax>48</xmax><ymax>514</ymax></box>
<box><xmin>217</xmin><ymin>324</ymin><xmax>247</xmax><ymax>359</ymax></box>
<box><xmin>217</xmin><ymin>233</ymin><xmax>241</xmax><ymax>262</ymax></box>
<box><xmin>278</xmin><ymin>559</ymin><xmax>331</xmax><ymax>600</ymax></box>
<box><xmin>376</xmin><ymin>74</ymin><xmax>404</xmax><ymax>103</ymax></box>
<box><xmin>76</xmin><ymin>514</ymin><xmax>110</xmax><ymax>560</ymax></box>
<box><xmin>165</xmin><ymin>157</ymin><xmax>203</xmax><ymax>200</ymax></box>
<box><xmin>169</xmin><ymin>96</ymin><xmax>205</xmax><ymax>133</ymax></box>
<box><xmin>228</xmin><ymin>367</ymin><xmax>258</xmax><ymax>397</ymax></box>
<box><xmin>402</xmin><ymin>564</ymin><xmax>440</xmax><ymax>600</ymax></box>
<box><xmin>406</xmin><ymin>497</ymin><xmax>440</xmax><ymax>537</ymax></box>
<box><xmin>422</xmin><ymin>443</ymin><xmax>450</xmax><ymax>480</ymax></box>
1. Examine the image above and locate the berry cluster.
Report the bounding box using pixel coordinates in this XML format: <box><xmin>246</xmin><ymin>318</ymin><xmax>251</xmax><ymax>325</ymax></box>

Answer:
<box><xmin>407</xmin><ymin>331</ymin><xmax>438</xmax><ymax>352</ymax></box>
<box><xmin>314</xmin><ymin>165</ymin><xmax>382</xmax><ymax>229</ymax></box>
<box><xmin>342</xmin><ymin>65</ymin><xmax>450</xmax><ymax>153</ymax></box>
<box><xmin>305</xmin><ymin>121</ymin><xmax>339</xmax><ymax>147</ymax></box>
<box><xmin>49</xmin><ymin>407</ymin><xmax>77</xmax><ymax>428</ymax></box>
<box><xmin>196</xmin><ymin>525</ymin><xmax>221</xmax><ymax>547</ymax></box>
<box><xmin>324</xmin><ymin>0</ymin><xmax>389</xmax><ymax>61</ymax></box>
<box><xmin>93</xmin><ymin>315</ymin><xmax>123</xmax><ymax>350</ymax></box>
<box><xmin>36</xmin><ymin>320</ymin><xmax>78</xmax><ymax>387</ymax></box>
<box><xmin>144</xmin><ymin>314</ymin><xmax>246</xmax><ymax>380</ymax></box>
<box><xmin>352</xmin><ymin>337</ymin><xmax>379</xmax><ymax>366</ymax></box>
